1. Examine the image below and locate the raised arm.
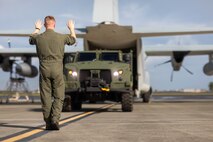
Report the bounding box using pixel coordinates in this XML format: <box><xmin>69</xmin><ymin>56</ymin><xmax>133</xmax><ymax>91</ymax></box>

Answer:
<box><xmin>29</xmin><ymin>20</ymin><xmax>43</xmax><ymax>45</ymax></box>
<box><xmin>32</xmin><ymin>20</ymin><xmax>43</xmax><ymax>35</ymax></box>
<box><xmin>67</xmin><ymin>20</ymin><xmax>76</xmax><ymax>40</ymax></box>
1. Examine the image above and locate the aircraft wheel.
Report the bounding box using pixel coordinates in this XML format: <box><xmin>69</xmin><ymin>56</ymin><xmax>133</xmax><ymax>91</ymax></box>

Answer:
<box><xmin>142</xmin><ymin>93</ymin><xmax>150</xmax><ymax>103</ymax></box>
<box><xmin>142</xmin><ymin>88</ymin><xmax>152</xmax><ymax>103</ymax></box>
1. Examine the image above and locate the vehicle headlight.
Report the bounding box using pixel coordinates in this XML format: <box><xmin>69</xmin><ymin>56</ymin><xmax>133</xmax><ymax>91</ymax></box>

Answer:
<box><xmin>68</xmin><ymin>70</ymin><xmax>78</xmax><ymax>77</ymax></box>
<box><xmin>113</xmin><ymin>71</ymin><xmax>119</xmax><ymax>76</ymax></box>
<box><xmin>113</xmin><ymin>70</ymin><xmax>123</xmax><ymax>76</ymax></box>
<box><xmin>118</xmin><ymin>70</ymin><xmax>123</xmax><ymax>75</ymax></box>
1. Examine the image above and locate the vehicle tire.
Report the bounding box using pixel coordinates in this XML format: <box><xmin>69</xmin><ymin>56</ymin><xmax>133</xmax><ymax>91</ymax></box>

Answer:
<box><xmin>89</xmin><ymin>100</ymin><xmax>96</xmax><ymax>104</ymax></box>
<box><xmin>121</xmin><ymin>93</ymin><xmax>133</xmax><ymax>112</ymax></box>
<box><xmin>62</xmin><ymin>95</ymin><xmax>72</xmax><ymax>112</ymax></box>
<box><xmin>71</xmin><ymin>94</ymin><xmax>82</xmax><ymax>110</ymax></box>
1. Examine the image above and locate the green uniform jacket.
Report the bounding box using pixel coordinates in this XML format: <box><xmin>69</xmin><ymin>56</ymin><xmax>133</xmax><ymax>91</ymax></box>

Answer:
<box><xmin>29</xmin><ymin>29</ymin><xmax>75</xmax><ymax>62</ymax></box>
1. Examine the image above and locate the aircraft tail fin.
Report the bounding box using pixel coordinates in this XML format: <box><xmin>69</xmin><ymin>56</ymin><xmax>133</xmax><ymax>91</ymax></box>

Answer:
<box><xmin>93</xmin><ymin>0</ymin><xmax>119</xmax><ymax>23</ymax></box>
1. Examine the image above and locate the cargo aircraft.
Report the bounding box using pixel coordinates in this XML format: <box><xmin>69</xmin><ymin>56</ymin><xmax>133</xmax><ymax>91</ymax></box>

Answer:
<box><xmin>0</xmin><ymin>0</ymin><xmax>212</xmax><ymax>102</ymax></box>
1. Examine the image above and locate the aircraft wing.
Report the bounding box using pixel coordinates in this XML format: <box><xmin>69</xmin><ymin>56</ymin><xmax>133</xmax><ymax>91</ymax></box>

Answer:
<box><xmin>0</xmin><ymin>48</ymin><xmax>37</xmax><ymax>57</ymax></box>
<box><xmin>145</xmin><ymin>45</ymin><xmax>213</xmax><ymax>56</ymax></box>
<box><xmin>135</xmin><ymin>29</ymin><xmax>213</xmax><ymax>37</ymax></box>
<box><xmin>0</xmin><ymin>47</ymin><xmax>75</xmax><ymax>57</ymax></box>
<box><xmin>0</xmin><ymin>33</ymin><xmax>85</xmax><ymax>38</ymax></box>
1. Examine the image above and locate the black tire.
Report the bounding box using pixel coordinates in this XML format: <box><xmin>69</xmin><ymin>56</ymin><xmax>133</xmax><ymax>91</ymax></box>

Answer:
<box><xmin>62</xmin><ymin>95</ymin><xmax>72</xmax><ymax>112</ymax></box>
<box><xmin>89</xmin><ymin>100</ymin><xmax>96</xmax><ymax>104</ymax></box>
<box><xmin>71</xmin><ymin>94</ymin><xmax>82</xmax><ymax>110</ymax></box>
<box><xmin>142</xmin><ymin>93</ymin><xmax>150</xmax><ymax>103</ymax></box>
<box><xmin>142</xmin><ymin>88</ymin><xmax>152</xmax><ymax>103</ymax></box>
<box><xmin>121</xmin><ymin>93</ymin><xmax>133</xmax><ymax>112</ymax></box>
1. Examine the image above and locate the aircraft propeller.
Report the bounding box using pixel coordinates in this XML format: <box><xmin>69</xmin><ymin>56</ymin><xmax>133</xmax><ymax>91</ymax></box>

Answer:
<box><xmin>154</xmin><ymin>59</ymin><xmax>194</xmax><ymax>82</ymax></box>
<box><xmin>154</xmin><ymin>59</ymin><xmax>171</xmax><ymax>67</ymax></box>
<box><xmin>182</xmin><ymin>65</ymin><xmax>194</xmax><ymax>75</ymax></box>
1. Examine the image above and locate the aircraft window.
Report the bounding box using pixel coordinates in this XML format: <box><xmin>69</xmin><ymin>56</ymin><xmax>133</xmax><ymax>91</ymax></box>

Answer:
<box><xmin>100</xmin><ymin>53</ymin><xmax>119</xmax><ymax>62</ymax></box>
<box><xmin>77</xmin><ymin>53</ymin><xmax>96</xmax><ymax>61</ymax></box>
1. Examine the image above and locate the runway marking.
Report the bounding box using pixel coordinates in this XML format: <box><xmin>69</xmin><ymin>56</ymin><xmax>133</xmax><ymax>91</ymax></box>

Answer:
<box><xmin>1</xmin><ymin>104</ymin><xmax>115</xmax><ymax>142</ymax></box>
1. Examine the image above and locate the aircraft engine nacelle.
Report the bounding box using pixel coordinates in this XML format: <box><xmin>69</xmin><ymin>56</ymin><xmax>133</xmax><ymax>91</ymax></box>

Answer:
<box><xmin>16</xmin><ymin>63</ymin><xmax>38</xmax><ymax>78</ymax></box>
<box><xmin>203</xmin><ymin>62</ymin><xmax>213</xmax><ymax>76</ymax></box>
<box><xmin>171</xmin><ymin>57</ymin><xmax>182</xmax><ymax>71</ymax></box>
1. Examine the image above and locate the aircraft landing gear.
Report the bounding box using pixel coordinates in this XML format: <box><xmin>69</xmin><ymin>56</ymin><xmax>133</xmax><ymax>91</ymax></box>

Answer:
<box><xmin>141</xmin><ymin>87</ymin><xmax>152</xmax><ymax>103</ymax></box>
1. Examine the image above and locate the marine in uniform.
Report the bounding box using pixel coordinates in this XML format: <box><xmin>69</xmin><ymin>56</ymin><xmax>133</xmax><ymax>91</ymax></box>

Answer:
<box><xmin>29</xmin><ymin>16</ymin><xmax>76</xmax><ymax>130</ymax></box>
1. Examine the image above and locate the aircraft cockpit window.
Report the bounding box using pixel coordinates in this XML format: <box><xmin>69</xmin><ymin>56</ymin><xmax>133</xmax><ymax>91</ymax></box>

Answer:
<box><xmin>77</xmin><ymin>53</ymin><xmax>96</xmax><ymax>62</ymax></box>
<box><xmin>100</xmin><ymin>53</ymin><xmax>119</xmax><ymax>62</ymax></box>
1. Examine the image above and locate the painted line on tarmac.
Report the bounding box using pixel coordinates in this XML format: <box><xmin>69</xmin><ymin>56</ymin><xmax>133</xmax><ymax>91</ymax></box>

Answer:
<box><xmin>0</xmin><ymin>104</ymin><xmax>115</xmax><ymax>142</ymax></box>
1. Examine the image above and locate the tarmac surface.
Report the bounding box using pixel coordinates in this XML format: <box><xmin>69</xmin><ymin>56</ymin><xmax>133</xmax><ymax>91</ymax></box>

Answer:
<box><xmin>0</xmin><ymin>93</ymin><xmax>213</xmax><ymax>142</ymax></box>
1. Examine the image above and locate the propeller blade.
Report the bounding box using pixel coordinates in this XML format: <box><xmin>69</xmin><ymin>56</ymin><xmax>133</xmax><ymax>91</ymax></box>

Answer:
<box><xmin>155</xmin><ymin>60</ymin><xmax>171</xmax><ymax>67</ymax></box>
<box><xmin>182</xmin><ymin>65</ymin><xmax>194</xmax><ymax>75</ymax></box>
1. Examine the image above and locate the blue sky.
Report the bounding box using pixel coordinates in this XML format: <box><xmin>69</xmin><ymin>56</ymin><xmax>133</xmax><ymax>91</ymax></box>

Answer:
<box><xmin>0</xmin><ymin>0</ymin><xmax>212</xmax><ymax>91</ymax></box>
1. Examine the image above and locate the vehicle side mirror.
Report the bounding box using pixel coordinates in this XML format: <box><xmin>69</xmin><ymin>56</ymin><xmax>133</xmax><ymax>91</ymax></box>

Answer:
<box><xmin>123</xmin><ymin>54</ymin><xmax>131</xmax><ymax>62</ymax></box>
<box><xmin>64</xmin><ymin>54</ymin><xmax>74</xmax><ymax>64</ymax></box>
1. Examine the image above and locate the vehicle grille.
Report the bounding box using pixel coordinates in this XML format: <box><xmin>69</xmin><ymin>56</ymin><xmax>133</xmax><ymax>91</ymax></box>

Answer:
<box><xmin>80</xmin><ymin>70</ymin><xmax>111</xmax><ymax>85</ymax></box>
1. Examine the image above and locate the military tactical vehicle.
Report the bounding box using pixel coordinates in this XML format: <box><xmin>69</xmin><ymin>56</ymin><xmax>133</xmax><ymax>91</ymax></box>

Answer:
<box><xmin>63</xmin><ymin>50</ymin><xmax>133</xmax><ymax>112</ymax></box>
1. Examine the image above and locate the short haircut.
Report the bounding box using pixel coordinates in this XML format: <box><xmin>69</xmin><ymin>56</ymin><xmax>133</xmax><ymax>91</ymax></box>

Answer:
<box><xmin>44</xmin><ymin>16</ymin><xmax>55</xmax><ymax>26</ymax></box>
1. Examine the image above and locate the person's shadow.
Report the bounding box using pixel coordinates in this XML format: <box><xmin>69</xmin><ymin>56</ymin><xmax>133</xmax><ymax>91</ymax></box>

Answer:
<box><xmin>0</xmin><ymin>123</ymin><xmax>44</xmax><ymax>130</ymax></box>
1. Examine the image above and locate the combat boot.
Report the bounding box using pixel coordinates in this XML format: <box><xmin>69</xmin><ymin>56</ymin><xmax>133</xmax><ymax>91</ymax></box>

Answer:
<box><xmin>51</xmin><ymin>122</ymin><xmax>59</xmax><ymax>130</ymax></box>
<box><xmin>45</xmin><ymin>123</ymin><xmax>52</xmax><ymax>130</ymax></box>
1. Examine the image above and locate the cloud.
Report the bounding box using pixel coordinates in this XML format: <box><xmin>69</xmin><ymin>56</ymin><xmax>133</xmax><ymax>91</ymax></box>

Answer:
<box><xmin>120</xmin><ymin>1</ymin><xmax>213</xmax><ymax>32</ymax></box>
<box><xmin>58</xmin><ymin>13</ymin><xmax>77</xmax><ymax>19</ymax></box>
<box><xmin>121</xmin><ymin>3</ymin><xmax>149</xmax><ymax>19</ymax></box>
<box><xmin>135</xmin><ymin>21</ymin><xmax>212</xmax><ymax>33</ymax></box>
<box><xmin>166</xmin><ymin>36</ymin><xmax>198</xmax><ymax>45</ymax></box>
<box><xmin>0</xmin><ymin>45</ymin><xmax>5</xmax><ymax>49</ymax></box>
<box><xmin>120</xmin><ymin>2</ymin><xmax>150</xmax><ymax>26</ymax></box>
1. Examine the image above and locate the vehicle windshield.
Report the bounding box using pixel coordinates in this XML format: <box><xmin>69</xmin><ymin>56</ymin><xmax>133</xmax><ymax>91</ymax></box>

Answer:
<box><xmin>77</xmin><ymin>53</ymin><xmax>96</xmax><ymax>62</ymax></box>
<box><xmin>100</xmin><ymin>53</ymin><xmax>119</xmax><ymax>62</ymax></box>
